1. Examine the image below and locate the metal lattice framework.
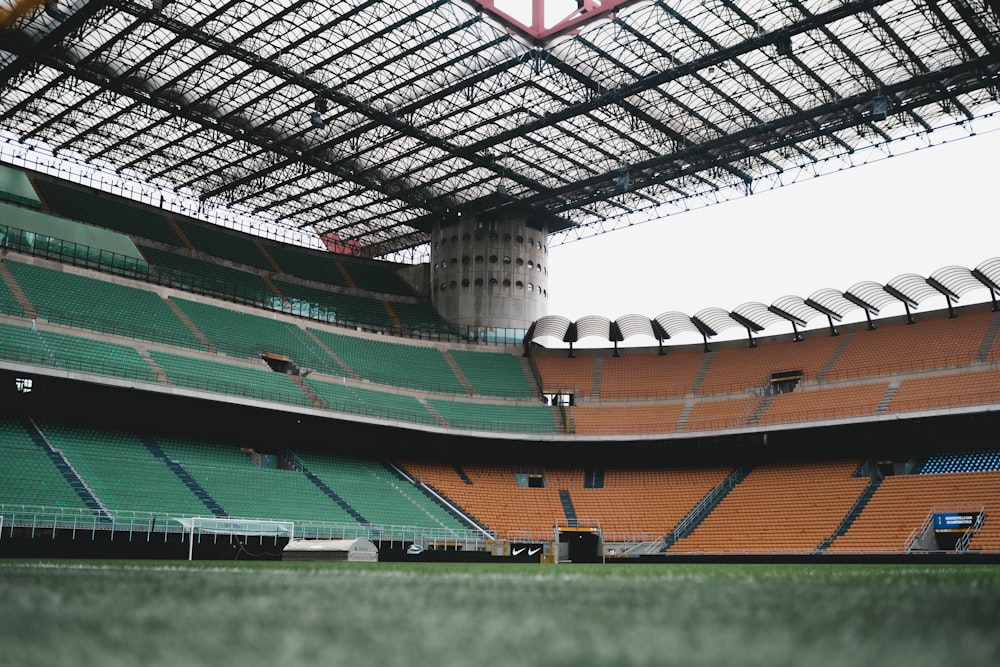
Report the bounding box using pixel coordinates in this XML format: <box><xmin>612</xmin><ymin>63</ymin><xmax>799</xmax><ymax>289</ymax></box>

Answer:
<box><xmin>1</xmin><ymin>0</ymin><xmax>998</xmax><ymax>260</ymax></box>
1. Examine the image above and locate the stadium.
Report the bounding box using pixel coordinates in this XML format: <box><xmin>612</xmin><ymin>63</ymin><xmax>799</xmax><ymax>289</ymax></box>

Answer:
<box><xmin>2</xmin><ymin>0</ymin><xmax>1000</xmax><ymax>565</ymax></box>
<box><xmin>3</xmin><ymin>2</ymin><xmax>1000</xmax><ymax>664</ymax></box>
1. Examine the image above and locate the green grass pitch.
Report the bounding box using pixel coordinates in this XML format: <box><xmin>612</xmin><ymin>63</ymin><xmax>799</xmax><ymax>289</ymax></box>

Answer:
<box><xmin>1</xmin><ymin>560</ymin><xmax>998</xmax><ymax>666</ymax></box>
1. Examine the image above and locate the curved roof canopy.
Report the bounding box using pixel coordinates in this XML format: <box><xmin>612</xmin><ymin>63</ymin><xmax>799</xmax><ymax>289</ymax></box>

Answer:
<box><xmin>1</xmin><ymin>0</ymin><xmax>998</xmax><ymax>259</ymax></box>
<box><xmin>528</xmin><ymin>257</ymin><xmax>1000</xmax><ymax>347</ymax></box>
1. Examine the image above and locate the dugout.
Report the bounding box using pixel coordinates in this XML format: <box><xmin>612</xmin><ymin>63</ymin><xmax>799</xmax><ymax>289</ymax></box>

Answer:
<box><xmin>282</xmin><ymin>538</ymin><xmax>379</xmax><ymax>562</ymax></box>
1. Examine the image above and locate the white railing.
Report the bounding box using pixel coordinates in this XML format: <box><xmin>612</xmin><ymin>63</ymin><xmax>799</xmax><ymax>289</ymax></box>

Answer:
<box><xmin>905</xmin><ymin>505</ymin><xmax>986</xmax><ymax>553</ymax></box>
<box><xmin>0</xmin><ymin>503</ymin><xmax>490</xmax><ymax>550</ymax></box>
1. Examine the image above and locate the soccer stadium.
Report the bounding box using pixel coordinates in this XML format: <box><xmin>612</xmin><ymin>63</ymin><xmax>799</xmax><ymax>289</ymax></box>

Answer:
<box><xmin>1</xmin><ymin>1</ymin><xmax>1000</xmax><ymax>663</ymax></box>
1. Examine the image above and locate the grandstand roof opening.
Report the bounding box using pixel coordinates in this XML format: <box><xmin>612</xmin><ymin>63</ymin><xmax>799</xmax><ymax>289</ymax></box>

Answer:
<box><xmin>1</xmin><ymin>1</ymin><xmax>998</xmax><ymax>263</ymax></box>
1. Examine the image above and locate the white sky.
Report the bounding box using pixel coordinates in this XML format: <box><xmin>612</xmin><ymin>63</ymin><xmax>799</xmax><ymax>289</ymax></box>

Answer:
<box><xmin>546</xmin><ymin>127</ymin><xmax>1000</xmax><ymax>337</ymax></box>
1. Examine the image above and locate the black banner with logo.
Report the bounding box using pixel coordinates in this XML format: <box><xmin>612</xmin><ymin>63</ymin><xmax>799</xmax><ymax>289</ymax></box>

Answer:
<box><xmin>509</xmin><ymin>543</ymin><xmax>544</xmax><ymax>562</ymax></box>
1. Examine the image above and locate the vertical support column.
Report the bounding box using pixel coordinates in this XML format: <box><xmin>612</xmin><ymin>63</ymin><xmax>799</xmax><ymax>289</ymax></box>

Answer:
<box><xmin>431</xmin><ymin>213</ymin><xmax>548</xmax><ymax>332</ymax></box>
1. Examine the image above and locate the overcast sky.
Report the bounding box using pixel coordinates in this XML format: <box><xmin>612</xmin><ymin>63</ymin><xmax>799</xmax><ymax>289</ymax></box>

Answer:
<box><xmin>545</xmin><ymin>127</ymin><xmax>999</xmax><ymax>338</ymax></box>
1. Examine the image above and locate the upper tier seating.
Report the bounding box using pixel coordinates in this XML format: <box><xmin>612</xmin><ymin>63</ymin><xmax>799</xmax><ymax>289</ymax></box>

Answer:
<box><xmin>597</xmin><ymin>348</ymin><xmax>704</xmax><ymax>399</ymax></box>
<box><xmin>266</xmin><ymin>243</ymin><xmax>414</xmax><ymax>296</ymax></box>
<box><xmin>339</xmin><ymin>256</ymin><xmax>413</xmax><ymax>296</ymax></box>
<box><xmin>171</xmin><ymin>218</ymin><xmax>274</xmax><ymax>271</ymax></box>
<box><xmin>0</xmin><ymin>319</ymin><xmax>156</xmax><ymax>383</ymax></box>
<box><xmin>4</xmin><ymin>260</ymin><xmax>203</xmax><ymax>349</ymax></box>
<box><xmin>304</xmin><ymin>376</ymin><xmax>439</xmax><ymax>426</ymax></box>
<box><xmin>32</xmin><ymin>177</ymin><xmax>181</xmax><ymax>246</ymax></box>
<box><xmin>531</xmin><ymin>353</ymin><xmax>595</xmax><ymax>399</ymax></box>
<box><xmin>170</xmin><ymin>297</ymin><xmax>342</xmax><ymax>375</ymax></box>
<box><xmin>308</xmin><ymin>327</ymin><xmax>467</xmax><ymax>393</ymax></box>
<box><xmin>824</xmin><ymin>309</ymin><xmax>995</xmax><ymax>381</ymax></box>
<box><xmin>263</xmin><ymin>243</ymin><xmax>350</xmax><ymax>287</ymax></box>
<box><xmin>755</xmin><ymin>382</ymin><xmax>889</xmax><ymax>425</ymax></box>
<box><xmin>385</xmin><ymin>300</ymin><xmax>454</xmax><ymax>336</ymax></box>
<box><xmin>681</xmin><ymin>396</ymin><xmax>759</xmax><ymax>432</ymax></box>
<box><xmin>571</xmin><ymin>404</ymin><xmax>687</xmax><ymax>435</ymax></box>
<box><xmin>273</xmin><ymin>278</ymin><xmax>394</xmax><ymax>329</ymax></box>
<box><xmin>887</xmin><ymin>368</ymin><xmax>1000</xmax><ymax>414</ymax></box>
<box><xmin>140</xmin><ymin>245</ymin><xmax>274</xmax><ymax>305</ymax></box>
<box><xmin>150</xmin><ymin>350</ymin><xmax>314</xmax><ymax>408</ymax></box>
<box><xmin>426</xmin><ymin>399</ymin><xmax>557</xmax><ymax>434</ymax></box>
<box><xmin>0</xmin><ymin>267</ymin><xmax>25</xmax><ymax>317</ymax></box>
<box><xmin>447</xmin><ymin>349</ymin><xmax>535</xmax><ymax>398</ymax></box>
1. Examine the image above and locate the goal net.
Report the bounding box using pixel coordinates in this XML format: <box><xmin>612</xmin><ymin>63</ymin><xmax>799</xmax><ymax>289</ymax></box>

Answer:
<box><xmin>175</xmin><ymin>517</ymin><xmax>295</xmax><ymax>560</ymax></box>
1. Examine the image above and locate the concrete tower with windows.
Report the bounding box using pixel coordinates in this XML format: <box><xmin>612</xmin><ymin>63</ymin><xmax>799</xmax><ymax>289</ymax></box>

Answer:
<box><xmin>430</xmin><ymin>214</ymin><xmax>548</xmax><ymax>331</ymax></box>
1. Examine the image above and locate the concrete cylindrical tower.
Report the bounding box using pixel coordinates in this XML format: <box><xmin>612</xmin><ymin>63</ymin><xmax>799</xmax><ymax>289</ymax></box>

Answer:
<box><xmin>430</xmin><ymin>214</ymin><xmax>548</xmax><ymax>330</ymax></box>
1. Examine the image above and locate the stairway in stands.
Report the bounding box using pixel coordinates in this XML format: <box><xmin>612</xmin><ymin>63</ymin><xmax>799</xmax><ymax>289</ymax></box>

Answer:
<box><xmin>661</xmin><ymin>465</ymin><xmax>753</xmax><ymax>551</ymax></box>
<box><xmin>875</xmin><ymin>381</ymin><xmax>900</xmax><ymax>413</ymax></box>
<box><xmin>559</xmin><ymin>490</ymin><xmax>579</xmax><ymax>528</ymax></box>
<box><xmin>21</xmin><ymin>417</ymin><xmax>110</xmax><ymax>521</ymax></box>
<box><xmin>745</xmin><ymin>395</ymin><xmax>777</xmax><ymax>425</ymax></box>
<box><xmin>142</xmin><ymin>436</ymin><xmax>228</xmax><ymax>517</ymax></box>
<box><xmin>690</xmin><ymin>353</ymin><xmax>713</xmax><ymax>394</ymax></box>
<box><xmin>284</xmin><ymin>453</ymin><xmax>370</xmax><ymax>525</ymax></box>
<box><xmin>816</xmin><ymin>330</ymin><xmax>854</xmax><ymax>381</ymax></box>
<box><xmin>975</xmin><ymin>310</ymin><xmax>1000</xmax><ymax>362</ymax></box>
<box><xmin>590</xmin><ymin>356</ymin><xmax>603</xmax><ymax>399</ymax></box>
<box><xmin>815</xmin><ymin>474</ymin><xmax>883</xmax><ymax>553</ymax></box>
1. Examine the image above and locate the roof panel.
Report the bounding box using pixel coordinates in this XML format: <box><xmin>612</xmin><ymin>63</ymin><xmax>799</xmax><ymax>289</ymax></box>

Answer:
<box><xmin>0</xmin><ymin>0</ymin><xmax>996</xmax><ymax>258</ymax></box>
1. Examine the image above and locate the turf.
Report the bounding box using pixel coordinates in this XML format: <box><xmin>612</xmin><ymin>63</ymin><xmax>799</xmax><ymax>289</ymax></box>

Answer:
<box><xmin>1</xmin><ymin>561</ymin><xmax>998</xmax><ymax>667</ymax></box>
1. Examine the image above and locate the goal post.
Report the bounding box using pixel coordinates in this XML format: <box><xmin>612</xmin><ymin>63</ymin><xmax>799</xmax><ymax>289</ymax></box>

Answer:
<box><xmin>175</xmin><ymin>517</ymin><xmax>295</xmax><ymax>560</ymax></box>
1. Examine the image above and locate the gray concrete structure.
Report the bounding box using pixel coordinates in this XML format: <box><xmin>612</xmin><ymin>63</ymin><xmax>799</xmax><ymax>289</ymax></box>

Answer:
<box><xmin>430</xmin><ymin>215</ymin><xmax>548</xmax><ymax>330</ymax></box>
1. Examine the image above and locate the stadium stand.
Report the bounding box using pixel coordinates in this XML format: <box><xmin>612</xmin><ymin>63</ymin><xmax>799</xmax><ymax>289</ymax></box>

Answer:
<box><xmin>531</xmin><ymin>352</ymin><xmax>595</xmax><ymax>399</ymax></box>
<box><xmin>338</xmin><ymin>256</ymin><xmax>415</xmax><ymax>297</ymax></box>
<box><xmin>139</xmin><ymin>245</ymin><xmax>275</xmax><ymax>305</ymax></box>
<box><xmin>669</xmin><ymin>460</ymin><xmax>871</xmax><ymax>554</ymax></box>
<box><xmin>308</xmin><ymin>328</ymin><xmax>468</xmax><ymax>394</ymax></box>
<box><xmin>3</xmin><ymin>259</ymin><xmax>204</xmax><ymax>348</ymax></box>
<box><xmin>886</xmin><ymin>368</ymin><xmax>1000</xmax><ymax>414</ymax></box>
<box><xmin>425</xmin><ymin>399</ymin><xmax>558</xmax><ymax>434</ymax></box>
<box><xmin>2</xmin><ymin>171</ymin><xmax>999</xmax><ymax>559</ymax></box>
<box><xmin>169</xmin><ymin>218</ymin><xmax>274</xmax><ymax>272</ymax></box>
<box><xmin>596</xmin><ymin>347</ymin><xmax>705</xmax><ymax>399</ymax></box>
<box><xmin>291</xmin><ymin>452</ymin><xmax>472</xmax><ymax>534</ymax></box>
<box><xmin>262</xmin><ymin>243</ymin><xmax>351</xmax><ymax>288</ymax></box>
<box><xmin>754</xmin><ymin>382</ymin><xmax>890</xmax><ymax>425</ymax></box>
<box><xmin>823</xmin><ymin>309</ymin><xmax>995</xmax><ymax>381</ymax></box>
<box><xmin>397</xmin><ymin>462</ymin><xmax>737</xmax><ymax>544</ymax></box>
<box><xmin>447</xmin><ymin>348</ymin><xmax>535</xmax><ymax>399</ymax></box>
<box><xmin>304</xmin><ymin>376</ymin><xmax>439</xmax><ymax>426</ymax></box>
<box><xmin>571</xmin><ymin>404</ymin><xmax>687</xmax><ymax>435</ymax></box>
<box><xmin>38</xmin><ymin>423</ymin><xmax>211</xmax><ymax>517</ymax></box>
<box><xmin>150</xmin><ymin>350</ymin><xmax>315</xmax><ymax>408</ymax></box>
<box><xmin>274</xmin><ymin>279</ymin><xmax>395</xmax><ymax>330</ymax></box>
<box><xmin>169</xmin><ymin>297</ymin><xmax>339</xmax><ymax>373</ymax></box>
<box><xmin>3</xmin><ymin>0</ymin><xmax>999</xmax><ymax>567</ymax></box>
<box><xmin>30</xmin><ymin>177</ymin><xmax>181</xmax><ymax>246</ymax></box>
<box><xmin>827</xmin><ymin>471</ymin><xmax>1000</xmax><ymax>554</ymax></box>
<box><xmin>918</xmin><ymin>451</ymin><xmax>1000</xmax><ymax>474</ymax></box>
<box><xmin>0</xmin><ymin>418</ymin><xmax>90</xmax><ymax>511</ymax></box>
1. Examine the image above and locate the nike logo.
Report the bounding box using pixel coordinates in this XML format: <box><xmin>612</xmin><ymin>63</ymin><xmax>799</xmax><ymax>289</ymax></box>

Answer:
<box><xmin>528</xmin><ymin>547</ymin><xmax>541</xmax><ymax>556</ymax></box>
<box><xmin>512</xmin><ymin>547</ymin><xmax>525</xmax><ymax>556</ymax></box>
